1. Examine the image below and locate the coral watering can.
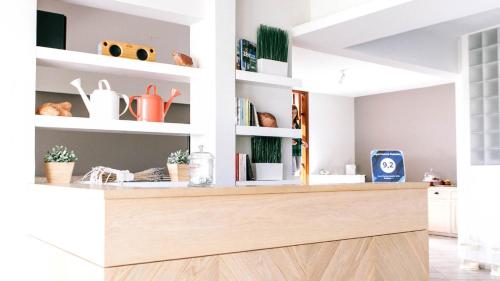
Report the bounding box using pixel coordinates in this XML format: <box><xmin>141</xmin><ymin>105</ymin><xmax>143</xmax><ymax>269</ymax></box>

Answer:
<box><xmin>129</xmin><ymin>85</ymin><xmax>181</xmax><ymax>122</ymax></box>
<box><xmin>70</xmin><ymin>78</ymin><xmax>129</xmax><ymax>120</ymax></box>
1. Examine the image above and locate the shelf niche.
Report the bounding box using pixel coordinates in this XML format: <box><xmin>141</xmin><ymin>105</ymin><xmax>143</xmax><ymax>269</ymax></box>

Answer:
<box><xmin>469</xmin><ymin>27</ymin><xmax>500</xmax><ymax>165</ymax></box>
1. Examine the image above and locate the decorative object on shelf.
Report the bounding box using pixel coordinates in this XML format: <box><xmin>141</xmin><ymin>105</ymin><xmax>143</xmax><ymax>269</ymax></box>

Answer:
<box><xmin>423</xmin><ymin>168</ymin><xmax>438</xmax><ymax>183</ymax></box>
<box><xmin>422</xmin><ymin>169</ymin><xmax>452</xmax><ymax>186</ymax></box>
<box><xmin>238</xmin><ymin>39</ymin><xmax>257</xmax><ymax>72</ymax></box>
<box><xmin>345</xmin><ymin>164</ymin><xmax>356</xmax><ymax>175</ymax></box>
<box><xmin>236</xmin><ymin>45</ymin><xmax>241</xmax><ymax>70</ymax></box>
<box><xmin>257</xmin><ymin>112</ymin><xmax>277</xmax><ymax>128</ymax></box>
<box><xmin>98</xmin><ymin>40</ymin><xmax>156</xmax><ymax>62</ymax></box>
<box><xmin>236</xmin><ymin>97</ymin><xmax>259</xmax><ymax>126</ymax></box>
<box><xmin>70</xmin><ymin>78</ymin><xmax>129</xmax><ymax>120</ymax></box>
<box><xmin>251</xmin><ymin>137</ymin><xmax>283</xmax><ymax>180</ymax></box>
<box><xmin>188</xmin><ymin>145</ymin><xmax>214</xmax><ymax>186</ymax></box>
<box><xmin>37</xmin><ymin>10</ymin><xmax>66</xmax><ymax>50</ymax></box>
<box><xmin>319</xmin><ymin>169</ymin><xmax>331</xmax><ymax>175</ymax></box>
<box><xmin>80</xmin><ymin>166</ymin><xmax>169</xmax><ymax>184</ymax></box>
<box><xmin>129</xmin><ymin>85</ymin><xmax>181</xmax><ymax>122</ymax></box>
<box><xmin>167</xmin><ymin>149</ymin><xmax>190</xmax><ymax>182</ymax></box>
<box><xmin>43</xmin><ymin>145</ymin><xmax>77</xmax><ymax>184</ymax></box>
<box><xmin>257</xmin><ymin>24</ymin><xmax>289</xmax><ymax>76</ymax></box>
<box><xmin>172</xmin><ymin>52</ymin><xmax>194</xmax><ymax>67</ymax></box>
<box><xmin>36</xmin><ymin>102</ymin><xmax>72</xmax><ymax>117</ymax></box>
<box><xmin>370</xmin><ymin>150</ymin><xmax>406</xmax><ymax>183</ymax></box>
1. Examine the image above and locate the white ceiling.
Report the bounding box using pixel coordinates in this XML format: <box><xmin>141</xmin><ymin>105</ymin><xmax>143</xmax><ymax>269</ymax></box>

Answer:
<box><xmin>291</xmin><ymin>0</ymin><xmax>500</xmax><ymax>96</ymax></box>
<box><xmin>292</xmin><ymin>47</ymin><xmax>449</xmax><ymax>97</ymax></box>
<box><xmin>293</xmin><ymin>0</ymin><xmax>500</xmax><ymax>54</ymax></box>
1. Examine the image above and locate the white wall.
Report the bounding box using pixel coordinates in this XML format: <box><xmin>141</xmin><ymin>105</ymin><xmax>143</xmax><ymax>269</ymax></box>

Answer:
<box><xmin>310</xmin><ymin>0</ymin><xmax>373</xmax><ymax>19</ymax></box>
<box><xmin>309</xmin><ymin>94</ymin><xmax>355</xmax><ymax>175</ymax></box>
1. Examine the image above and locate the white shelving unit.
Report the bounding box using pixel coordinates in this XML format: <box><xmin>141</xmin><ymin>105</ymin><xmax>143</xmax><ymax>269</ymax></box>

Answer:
<box><xmin>236</xmin><ymin>126</ymin><xmax>301</xmax><ymax>138</ymax></box>
<box><xmin>468</xmin><ymin>27</ymin><xmax>500</xmax><ymax>165</ymax></box>
<box><xmin>236</xmin><ymin>179</ymin><xmax>301</xmax><ymax>186</ymax></box>
<box><xmin>36</xmin><ymin>47</ymin><xmax>200</xmax><ymax>83</ymax></box>
<box><xmin>236</xmin><ymin>70</ymin><xmax>301</xmax><ymax>88</ymax></box>
<box><xmin>35</xmin><ymin>115</ymin><xmax>197</xmax><ymax>136</ymax></box>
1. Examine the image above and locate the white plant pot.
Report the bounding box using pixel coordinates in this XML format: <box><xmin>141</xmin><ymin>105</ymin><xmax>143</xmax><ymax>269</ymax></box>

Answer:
<box><xmin>257</xmin><ymin>59</ymin><xmax>288</xmax><ymax>76</ymax></box>
<box><xmin>253</xmin><ymin>163</ymin><xmax>283</xmax><ymax>181</ymax></box>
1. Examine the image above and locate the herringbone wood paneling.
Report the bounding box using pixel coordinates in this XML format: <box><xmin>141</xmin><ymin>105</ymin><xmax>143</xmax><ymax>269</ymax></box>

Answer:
<box><xmin>105</xmin><ymin>230</ymin><xmax>428</xmax><ymax>281</ymax></box>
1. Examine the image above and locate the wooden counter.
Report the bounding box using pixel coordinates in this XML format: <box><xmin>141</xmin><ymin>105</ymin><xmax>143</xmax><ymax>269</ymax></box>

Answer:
<box><xmin>30</xmin><ymin>182</ymin><xmax>428</xmax><ymax>281</ymax></box>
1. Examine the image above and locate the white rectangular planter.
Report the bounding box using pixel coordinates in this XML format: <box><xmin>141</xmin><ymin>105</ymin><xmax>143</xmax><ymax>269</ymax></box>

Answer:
<box><xmin>253</xmin><ymin>163</ymin><xmax>283</xmax><ymax>181</ymax></box>
<box><xmin>257</xmin><ymin>59</ymin><xmax>288</xmax><ymax>77</ymax></box>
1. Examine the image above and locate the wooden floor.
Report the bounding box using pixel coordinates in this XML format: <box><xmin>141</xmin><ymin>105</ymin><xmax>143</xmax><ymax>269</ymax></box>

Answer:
<box><xmin>430</xmin><ymin>235</ymin><xmax>500</xmax><ymax>281</ymax></box>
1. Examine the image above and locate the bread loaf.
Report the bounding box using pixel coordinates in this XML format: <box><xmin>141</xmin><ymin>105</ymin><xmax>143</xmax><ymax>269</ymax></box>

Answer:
<box><xmin>36</xmin><ymin>102</ymin><xmax>73</xmax><ymax>117</ymax></box>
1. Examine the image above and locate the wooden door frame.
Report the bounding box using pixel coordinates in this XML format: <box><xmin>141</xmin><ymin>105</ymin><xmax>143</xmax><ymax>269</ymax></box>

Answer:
<box><xmin>292</xmin><ymin>90</ymin><xmax>309</xmax><ymax>184</ymax></box>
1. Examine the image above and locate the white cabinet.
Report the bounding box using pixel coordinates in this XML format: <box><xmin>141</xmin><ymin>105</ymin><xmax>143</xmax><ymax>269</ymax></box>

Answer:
<box><xmin>451</xmin><ymin>199</ymin><xmax>458</xmax><ymax>234</ymax></box>
<box><xmin>428</xmin><ymin>187</ymin><xmax>457</xmax><ymax>236</ymax></box>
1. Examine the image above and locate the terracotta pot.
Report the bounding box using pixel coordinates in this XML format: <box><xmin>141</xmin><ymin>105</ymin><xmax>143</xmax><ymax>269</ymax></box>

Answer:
<box><xmin>167</xmin><ymin>164</ymin><xmax>189</xmax><ymax>182</ymax></box>
<box><xmin>44</xmin><ymin>162</ymin><xmax>75</xmax><ymax>184</ymax></box>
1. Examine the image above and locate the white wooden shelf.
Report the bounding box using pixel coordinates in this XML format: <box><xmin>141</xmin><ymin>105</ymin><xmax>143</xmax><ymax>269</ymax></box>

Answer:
<box><xmin>36</xmin><ymin>47</ymin><xmax>200</xmax><ymax>83</ymax></box>
<box><xmin>236</xmin><ymin>126</ymin><xmax>301</xmax><ymax>138</ymax></box>
<box><xmin>236</xmin><ymin>179</ymin><xmax>301</xmax><ymax>186</ymax></box>
<box><xmin>35</xmin><ymin>115</ymin><xmax>198</xmax><ymax>136</ymax></box>
<box><xmin>236</xmin><ymin>70</ymin><xmax>301</xmax><ymax>88</ymax></box>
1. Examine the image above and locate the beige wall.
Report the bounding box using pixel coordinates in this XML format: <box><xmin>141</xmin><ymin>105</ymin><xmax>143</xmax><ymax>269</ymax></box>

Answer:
<box><xmin>355</xmin><ymin>84</ymin><xmax>456</xmax><ymax>182</ymax></box>
<box><xmin>309</xmin><ymin>94</ymin><xmax>355</xmax><ymax>174</ymax></box>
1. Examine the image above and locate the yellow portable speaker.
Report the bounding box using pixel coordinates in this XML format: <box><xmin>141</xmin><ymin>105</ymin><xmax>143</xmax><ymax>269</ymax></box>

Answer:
<box><xmin>98</xmin><ymin>40</ymin><xmax>156</xmax><ymax>62</ymax></box>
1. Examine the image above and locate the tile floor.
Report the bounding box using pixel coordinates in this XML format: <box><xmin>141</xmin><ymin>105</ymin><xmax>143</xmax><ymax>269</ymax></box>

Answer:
<box><xmin>430</xmin><ymin>235</ymin><xmax>500</xmax><ymax>281</ymax></box>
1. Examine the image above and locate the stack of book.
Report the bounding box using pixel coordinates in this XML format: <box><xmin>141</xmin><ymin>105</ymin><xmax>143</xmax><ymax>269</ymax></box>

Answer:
<box><xmin>236</xmin><ymin>97</ymin><xmax>259</xmax><ymax>126</ymax></box>
<box><xmin>235</xmin><ymin>153</ymin><xmax>254</xmax><ymax>181</ymax></box>
<box><xmin>236</xmin><ymin>39</ymin><xmax>257</xmax><ymax>72</ymax></box>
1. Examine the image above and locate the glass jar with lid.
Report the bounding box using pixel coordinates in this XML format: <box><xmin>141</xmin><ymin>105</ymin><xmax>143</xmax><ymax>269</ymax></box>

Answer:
<box><xmin>188</xmin><ymin>145</ymin><xmax>214</xmax><ymax>187</ymax></box>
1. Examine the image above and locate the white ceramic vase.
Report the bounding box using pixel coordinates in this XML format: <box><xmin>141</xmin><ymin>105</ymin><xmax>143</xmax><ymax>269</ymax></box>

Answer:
<box><xmin>257</xmin><ymin>59</ymin><xmax>288</xmax><ymax>76</ymax></box>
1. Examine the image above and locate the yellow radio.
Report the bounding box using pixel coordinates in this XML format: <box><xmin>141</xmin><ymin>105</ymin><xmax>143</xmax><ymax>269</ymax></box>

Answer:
<box><xmin>98</xmin><ymin>40</ymin><xmax>156</xmax><ymax>62</ymax></box>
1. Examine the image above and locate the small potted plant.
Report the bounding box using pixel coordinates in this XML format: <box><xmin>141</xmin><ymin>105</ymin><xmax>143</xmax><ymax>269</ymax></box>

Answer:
<box><xmin>257</xmin><ymin>24</ymin><xmax>289</xmax><ymax>76</ymax></box>
<box><xmin>167</xmin><ymin>149</ymin><xmax>190</xmax><ymax>182</ymax></box>
<box><xmin>251</xmin><ymin>137</ymin><xmax>283</xmax><ymax>180</ymax></box>
<box><xmin>44</xmin><ymin>145</ymin><xmax>78</xmax><ymax>184</ymax></box>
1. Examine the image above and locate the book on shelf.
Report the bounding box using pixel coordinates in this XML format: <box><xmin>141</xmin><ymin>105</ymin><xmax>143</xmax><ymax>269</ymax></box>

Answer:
<box><xmin>236</xmin><ymin>97</ymin><xmax>260</xmax><ymax>126</ymax></box>
<box><xmin>235</xmin><ymin>153</ymin><xmax>254</xmax><ymax>181</ymax></box>
<box><xmin>236</xmin><ymin>44</ymin><xmax>241</xmax><ymax>70</ymax></box>
<box><xmin>238</xmin><ymin>39</ymin><xmax>257</xmax><ymax>72</ymax></box>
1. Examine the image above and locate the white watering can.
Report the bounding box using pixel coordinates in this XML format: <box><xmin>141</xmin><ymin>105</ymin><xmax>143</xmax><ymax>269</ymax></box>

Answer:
<box><xmin>70</xmin><ymin>78</ymin><xmax>129</xmax><ymax>120</ymax></box>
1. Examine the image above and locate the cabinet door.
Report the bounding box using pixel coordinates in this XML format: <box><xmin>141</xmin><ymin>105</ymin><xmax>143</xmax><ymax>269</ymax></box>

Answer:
<box><xmin>451</xmin><ymin>200</ymin><xmax>458</xmax><ymax>234</ymax></box>
<box><xmin>428</xmin><ymin>200</ymin><xmax>452</xmax><ymax>233</ymax></box>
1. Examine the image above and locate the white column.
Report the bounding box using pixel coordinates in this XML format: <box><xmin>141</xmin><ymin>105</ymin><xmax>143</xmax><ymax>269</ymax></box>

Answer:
<box><xmin>190</xmin><ymin>0</ymin><xmax>236</xmax><ymax>185</ymax></box>
<box><xmin>0</xmin><ymin>1</ymin><xmax>37</xmax><ymax>280</ymax></box>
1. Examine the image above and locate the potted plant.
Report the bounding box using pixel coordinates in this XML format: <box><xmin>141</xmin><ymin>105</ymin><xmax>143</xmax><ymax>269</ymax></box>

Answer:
<box><xmin>251</xmin><ymin>137</ymin><xmax>283</xmax><ymax>180</ymax></box>
<box><xmin>257</xmin><ymin>24</ymin><xmax>289</xmax><ymax>76</ymax></box>
<box><xmin>167</xmin><ymin>149</ymin><xmax>190</xmax><ymax>182</ymax></box>
<box><xmin>44</xmin><ymin>145</ymin><xmax>78</xmax><ymax>184</ymax></box>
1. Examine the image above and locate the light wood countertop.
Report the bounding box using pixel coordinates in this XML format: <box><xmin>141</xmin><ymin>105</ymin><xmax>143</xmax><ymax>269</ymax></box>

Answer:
<box><xmin>31</xmin><ymin>181</ymin><xmax>428</xmax><ymax>272</ymax></box>
<box><xmin>33</xmin><ymin>182</ymin><xmax>427</xmax><ymax>199</ymax></box>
